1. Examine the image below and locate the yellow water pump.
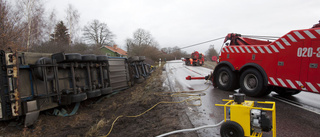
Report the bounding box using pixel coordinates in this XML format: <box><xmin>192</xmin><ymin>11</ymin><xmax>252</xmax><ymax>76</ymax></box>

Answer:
<box><xmin>216</xmin><ymin>93</ymin><xmax>276</xmax><ymax>137</ymax></box>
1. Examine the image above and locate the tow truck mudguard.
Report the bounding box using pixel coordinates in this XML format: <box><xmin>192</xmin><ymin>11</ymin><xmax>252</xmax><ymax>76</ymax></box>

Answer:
<box><xmin>214</xmin><ymin>61</ymin><xmax>236</xmax><ymax>71</ymax></box>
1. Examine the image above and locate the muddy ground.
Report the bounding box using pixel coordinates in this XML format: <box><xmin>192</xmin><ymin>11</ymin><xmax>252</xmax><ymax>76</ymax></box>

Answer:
<box><xmin>0</xmin><ymin>64</ymin><xmax>199</xmax><ymax>137</ymax></box>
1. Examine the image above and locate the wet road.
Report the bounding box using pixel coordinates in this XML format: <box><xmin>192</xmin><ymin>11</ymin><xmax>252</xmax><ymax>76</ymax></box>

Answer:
<box><xmin>163</xmin><ymin>60</ymin><xmax>320</xmax><ymax>137</ymax></box>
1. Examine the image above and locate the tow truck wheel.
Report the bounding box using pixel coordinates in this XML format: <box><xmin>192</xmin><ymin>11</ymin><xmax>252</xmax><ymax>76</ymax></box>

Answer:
<box><xmin>276</xmin><ymin>89</ymin><xmax>301</xmax><ymax>96</ymax></box>
<box><xmin>240</xmin><ymin>68</ymin><xmax>266</xmax><ymax>97</ymax></box>
<box><xmin>220</xmin><ymin>121</ymin><xmax>244</xmax><ymax>137</ymax></box>
<box><xmin>215</xmin><ymin>67</ymin><xmax>236</xmax><ymax>91</ymax></box>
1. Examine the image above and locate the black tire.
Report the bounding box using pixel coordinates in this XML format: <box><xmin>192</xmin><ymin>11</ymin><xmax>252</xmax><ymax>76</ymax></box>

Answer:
<box><xmin>130</xmin><ymin>56</ymin><xmax>139</xmax><ymax>62</ymax></box>
<box><xmin>139</xmin><ymin>56</ymin><xmax>146</xmax><ymax>61</ymax></box>
<box><xmin>276</xmin><ymin>89</ymin><xmax>301</xmax><ymax>96</ymax></box>
<box><xmin>71</xmin><ymin>92</ymin><xmax>87</xmax><ymax>102</ymax></box>
<box><xmin>65</xmin><ymin>53</ymin><xmax>82</xmax><ymax>62</ymax></box>
<box><xmin>220</xmin><ymin>121</ymin><xmax>244</xmax><ymax>137</ymax></box>
<box><xmin>240</xmin><ymin>68</ymin><xmax>266</xmax><ymax>97</ymax></box>
<box><xmin>34</xmin><ymin>57</ymin><xmax>54</xmax><ymax>81</ymax></box>
<box><xmin>86</xmin><ymin>89</ymin><xmax>101</xmax><ymax>98</ymax></box>
<box><xmin>101</xmin><ymin>87</ymin><xmax>113</xmax><ymax>95</ymax></box>
<box><xmin>60</xmin><ymin>92</ymin><xmax>87</xmax><ymax>105</ymax></box>
<box><xmin>135</xmin><ymin>77</ymin><xmax>144</xmax><ymax>84</ymax></box>
<box><xmin>97</xmin><ymin>55</ymin><xmax>108</xmax><ymax>61</ymax></box>
<box><xmin>215</xmin><ymin>67</ymin><xmax>237</xmax><ymax>91</ymax></box>
<box><xmin>82</xmin><ymin>54</ymin><xmax>97</xmax><ymax>62</ymax></box>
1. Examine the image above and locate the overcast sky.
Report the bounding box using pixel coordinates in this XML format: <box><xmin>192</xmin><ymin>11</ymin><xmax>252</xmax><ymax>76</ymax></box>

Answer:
<box><xmin>46</xmin><ymin>0</ymin><xmax>320</xmax><ymax>54</ymax></box>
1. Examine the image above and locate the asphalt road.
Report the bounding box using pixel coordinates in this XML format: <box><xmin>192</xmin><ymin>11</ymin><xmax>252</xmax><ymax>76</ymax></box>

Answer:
<box><xmin>163</xmin><ymin>60</ymin><xmax>320</xmax><ymax>137</ymax></box>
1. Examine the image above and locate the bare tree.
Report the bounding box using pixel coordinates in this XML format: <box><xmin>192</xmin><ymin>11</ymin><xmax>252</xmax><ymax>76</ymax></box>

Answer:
<box><xmin>16</xmin><ymin>0</ymin><xmax>46</xmax><ymax>51</ymax></box>
<box><xmin>82</xmin><ymin>19</ymin><xmax>114</xmax><ymax>47</ymax></box>
<box><xmin>0</xmin><ymin>0</ymin><xmax>23</xmax><ymax>50</ymax></box>
<box><xmin>45</xmin><ymin>9</ymin><xmax>57</xmax><ymax>41</ymax></box>
<box><xmin>65</xmin><ymin>4</ymin><xmax>80</xmax><ymax>45</ymax></box>
<box><xmin>126</xmin><ymin>28</ymin><xmax>160</xmax><ymax>56</ymax></box>
<box><xmin>132</xmin><ymin>28</ymin><xmax>157</xmax><ymax>47</ymax></box>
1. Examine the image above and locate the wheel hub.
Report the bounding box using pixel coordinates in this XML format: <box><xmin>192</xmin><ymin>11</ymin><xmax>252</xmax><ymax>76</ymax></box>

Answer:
<box><xmin>219</xmin><ymin>72</ymin><xmax>229</xmax><ymax>86</ymax></box>
<box><xmin>244</xmin><ymin>74</ymin><xmax>258</xmax><ymax>90</ymax></box>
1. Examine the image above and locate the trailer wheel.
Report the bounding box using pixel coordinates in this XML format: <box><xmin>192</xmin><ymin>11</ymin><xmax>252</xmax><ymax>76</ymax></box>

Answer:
<box><xmin>135</xmin><ymin>77</ymin><xmax>145</xmax><ymax>84</ymax></box>
<box><xmin>240</xmin><ymin>68</ymin><xmax>266</xmax><ymax>97</ymax></box>
<box><xmin>129</xmin><ymin>56</ymin><xmax>139</xmax><ymax>62</ymax></box>
<box><xmin>82</xmin><ymin>54</ymin><xmax>97</xmax><ymax>62</ymax></box>
<box><xmin>139</xmin><ymin>56</ymin><xmax>146</xmax><ymax>61</ymax></box>
<box><xmin>101</xmin><ymin>87</ymin><xmax>113</xmax><ymax>95</ymax></box>
<box><xmin>97</xmin><ymin>55</ymin><xmax>108</xmax><ymax>61</ymax></box>
<box><xmin>86</xmin><ymin>89</ymin><xmax>101</xmax><ymax>98</ymax></box>
<box><xmin>34</xmin><ymin>57</ymin><xmax>54</xmax><ymax>81</ymax></box>
<box><xmin>215</xmin><ymin>67</ymin><xmax>236</xmax><ymax>91</ymax></box>
<box><xmin>60</xmin><ymin>92</ymin><xmax>87</xmax><ymax>105</ymax></box>
<box><xmin>65</xmin><ymin>53</ymin><xmax>82</xmax><ymax>62</ymax></box>
<box><xmin>220</xmin><ymin>121</ymin><xmax>244</xmax><ymax>137</ymax></box>
<box><xmin>71</xmin><ymin>92</ymin><xmax>88</xmax><ymax>103</ymax></box>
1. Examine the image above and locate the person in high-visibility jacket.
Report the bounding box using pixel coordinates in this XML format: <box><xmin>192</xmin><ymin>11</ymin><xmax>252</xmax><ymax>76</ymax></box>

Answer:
<box><xmin>190</xmin><ymin>58</ymin><xmax>193</xmax><ymax>65</ymax></box>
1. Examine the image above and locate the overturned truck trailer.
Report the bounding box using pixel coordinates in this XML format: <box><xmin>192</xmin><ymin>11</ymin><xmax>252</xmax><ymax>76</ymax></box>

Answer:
<box><xmin>0</xmin><ymin>50</ymin><xmax>151</xmax><ymax>126</ymax></box>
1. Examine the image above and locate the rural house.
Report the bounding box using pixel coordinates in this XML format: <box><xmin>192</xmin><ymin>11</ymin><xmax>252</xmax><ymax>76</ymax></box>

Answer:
<box><xmin>101</xmin><ymin>45</ymin><xmax>127</xmax><ymax>57</ymax></box>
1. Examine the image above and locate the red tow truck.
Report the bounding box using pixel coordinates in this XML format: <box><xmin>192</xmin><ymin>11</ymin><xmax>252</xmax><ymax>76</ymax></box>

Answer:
<box><xmin>185</xmin><ymin>51</ymin><xmax>205</xmax><ymax>66</ymax></box>
<box><xmin>187</xmin><ymin>23</ymin><xmax>320</xmax><ymax>97</ymax></box>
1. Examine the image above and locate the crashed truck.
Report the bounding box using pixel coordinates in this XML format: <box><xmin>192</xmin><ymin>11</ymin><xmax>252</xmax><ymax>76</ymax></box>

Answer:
<box><xmin>0</xmin><ymin>51</ymin><xmax>152</xmax><ymax>126</ymax></box>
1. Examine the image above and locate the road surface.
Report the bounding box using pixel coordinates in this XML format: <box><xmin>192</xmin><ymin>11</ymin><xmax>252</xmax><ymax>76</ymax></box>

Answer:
<box><xmin>163</xmin><ymin>60</ymin><xmax>320</xmax><ymax>137</ymax></box>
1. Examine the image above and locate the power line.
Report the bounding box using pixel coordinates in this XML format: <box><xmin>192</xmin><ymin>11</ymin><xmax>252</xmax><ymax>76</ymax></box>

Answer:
<box><xmin>179</xmin><ymin>37</ymin><xmax>225</xmax><ymax>49</ymax></box>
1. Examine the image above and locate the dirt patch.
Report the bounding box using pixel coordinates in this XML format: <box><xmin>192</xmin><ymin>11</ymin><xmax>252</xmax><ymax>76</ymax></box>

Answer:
<box><xmin>0</xmin><ymin>65</ymin><xmax>197</xmax><ymax>137</ymax></box>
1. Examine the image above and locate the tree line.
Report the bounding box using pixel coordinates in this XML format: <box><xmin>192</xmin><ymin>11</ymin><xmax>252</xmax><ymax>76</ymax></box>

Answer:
<box><xmin>1</xmin><ymin>0</ymin><xmax>218</xmax><ymax>63</ymax></box>
<box><xmin>0</xmin><ymin>0</ymin><xmax>114</xmax><ymax>54</ymax></box>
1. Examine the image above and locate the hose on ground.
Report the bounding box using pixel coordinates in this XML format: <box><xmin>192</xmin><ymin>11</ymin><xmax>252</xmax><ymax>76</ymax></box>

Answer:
<box><xmin>156</xmin><ymin>120</ymin><xmax>225</xmax><ymax>137</ymax></box>
<box><xmin>103</xmin><ymin>63</ymin><xmax>212</xmax><ymax>136</ymax></box>
<box><xmin>103</xmin><ymin>97</ymin><xmax>201</xmax><ymax>137</ymax></box>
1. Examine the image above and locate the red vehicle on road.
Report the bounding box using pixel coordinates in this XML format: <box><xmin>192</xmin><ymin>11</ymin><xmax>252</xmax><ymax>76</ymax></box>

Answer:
<box><xmin>214</xmin><ymin>26</ymin><xmax>320</xmax><ymax>97</ymax></box>
<box><xmin>187</xmin><ymin>23</ymin><xmax>320</xmax><ymax>97</ymax></box>
<box><xmin>185</xmin><ymin>51</ymin><xmax>205</xmax><ymax>66</ymax></box>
